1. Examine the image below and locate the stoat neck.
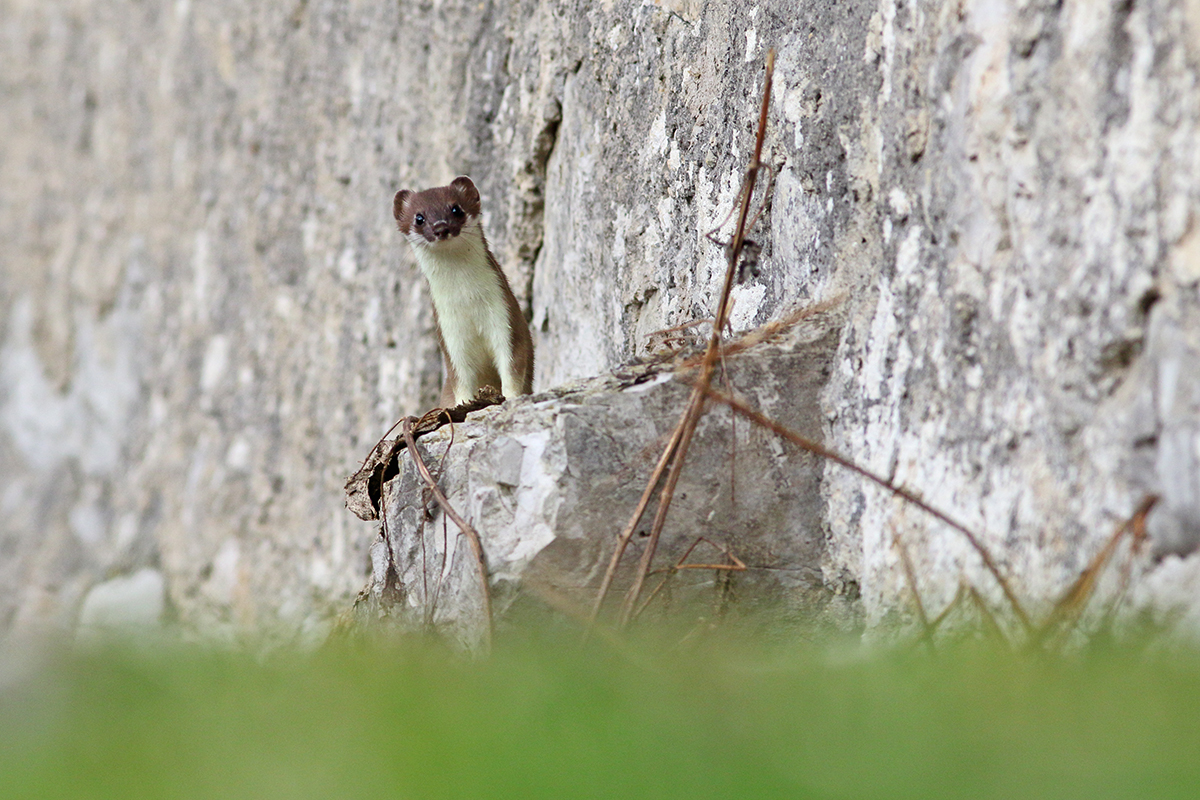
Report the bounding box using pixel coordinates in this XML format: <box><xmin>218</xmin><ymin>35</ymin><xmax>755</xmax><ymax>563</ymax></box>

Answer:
<box><xmin>409</xmin><ymin>219</ymin><xmax>492</xmax><ymax>279</ymax></box>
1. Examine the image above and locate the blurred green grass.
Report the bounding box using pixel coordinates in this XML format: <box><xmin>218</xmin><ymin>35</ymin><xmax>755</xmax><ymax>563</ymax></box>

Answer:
<box><xmin>1</xmin><ymin>630</ymin><xmax>1198</xmax><ymax>799</ymax></box>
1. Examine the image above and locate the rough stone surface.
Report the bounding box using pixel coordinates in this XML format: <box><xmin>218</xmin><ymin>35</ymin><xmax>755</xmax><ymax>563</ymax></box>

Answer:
<box><xmin>819</xmin><ymin>0</ymin><xmax>1200</xmax><ymax>636</ymax></box>
<box><xmin>3</xmin><ymin>0</ymin><xmax>1200</xmax><ymax>642</ymax></box>
<box><xmin>356</xmin><ymin>324</ymin><xmax>850</xmax><ymax>646</ymax></box>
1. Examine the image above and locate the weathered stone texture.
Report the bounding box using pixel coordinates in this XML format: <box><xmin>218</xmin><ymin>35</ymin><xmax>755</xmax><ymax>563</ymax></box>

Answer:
<box><xmin>3</xmin><ymin>0</ymin><xmax>1200</xmax><ymax>641</ymax></box>
<box><xmin>821</xmin><ymin>0</ymin><xmax>1200</xmax><ymax>633</ymax></box>
<box><xmin>358</xmin><ymin>325</ymin><xmax>846</xmax><ymax>644</ymax></box>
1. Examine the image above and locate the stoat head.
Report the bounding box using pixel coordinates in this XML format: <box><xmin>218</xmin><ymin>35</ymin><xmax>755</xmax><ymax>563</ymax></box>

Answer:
<box><xmin>393</xmin><ymin>176</ymin><xmax>483</xmax><ymax>250</ymax></box>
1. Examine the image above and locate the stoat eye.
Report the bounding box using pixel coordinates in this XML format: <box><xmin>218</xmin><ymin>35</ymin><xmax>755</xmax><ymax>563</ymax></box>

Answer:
<box><xmin>450</xmin><ymin>205</ymin><xmax>464</xmax><ymax>218</ymax></box>
<box><xmin>414</xmin><ymin>213</ymin><xmax>425</xmax><ymax>226</ymax></box>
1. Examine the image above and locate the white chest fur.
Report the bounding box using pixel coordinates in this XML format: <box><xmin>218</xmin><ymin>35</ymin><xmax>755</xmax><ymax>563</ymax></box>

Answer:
<box><xmin>410</xmin><ymin>222</ymin><xmax>516</xmax><ymax>403</ymax></box>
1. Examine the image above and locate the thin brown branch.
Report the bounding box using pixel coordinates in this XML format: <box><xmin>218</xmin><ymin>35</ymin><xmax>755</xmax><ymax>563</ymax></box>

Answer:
<box><xmin>707</xmin><ymin>163</ymin><xmax>776</xmax><ymax>257</ymax></box>
<box><xmin>893</xmin><ymin>529</ymin><xmax>935</xmax><ymax>649</ymax></box>
<box><xmin>401</xmin><ymin>416</ymin><xmax>493</xmax><ymax>651</ymax></box>
<box><xmin>676</xmin><ymin>295</ymin><xmax>845</xmax><ymax>369</ymax></box>
<box><xmin>929</xmin><ymin>582</ymin><xmax>967</xmax><ymax>632</ymax></box>
<box><xmin>696</xmin><ymin>382</ymin><xmax>1034</xmax><ymax>635</ymax></box>
<box><xmin>586</xmin><ymin>418</ymin><xmax>687</xmax><ymax>638</ymax></box>
<box><xmin>744</xmin><ymin>163</ymin><xmax>777</xmax><ymax>233</ymax></box>
<box><xmin>966</xmin><ymin>583</ymin><xmax>1011</xmax><ymax>645</ymax></box>
<box><xmin>650</xmin><ymin>318</ymin><xmax>716</xmax><ymax>336</ymax></box>
<box><xmin>1095</xmin><ymin>495</ymin><xmax>1155</xmax><ymax>633</ymax></box>
<box><xmin>654</xmin><ymin>562</ymin><xmax>748</xmax><ymax>572</ymax></box>
<box><xmin>357</xmin><ymin>405</ymin><xmax>455</xmax><ymax>472</ymax></box>
<box><xmin>618</xmin><ymin>395</ymin><xmax>707</xmax><ymax>627</ymax></box>
<box><xmin>726</xmin><ymin>372</ymin><xmax>738</xmax><ymax>513</ymax></box>
<box><xmin>344</xmin><ymin>391</ymin><xmax>502</xmax><ymax>522</ymax></box>
<box><xmin>636</xmin><ymin>536</ymin><xmax>708</xmax><ymax>620</ymax></box>
<box><xmin>1034</xmin><ymin>494</ymin><xmax>1159</xmax><ymax>648</ymax></box>
<box><xmin>419</xmin><ymin>491</ymin><xmax>430</xmax><ymax>626</ymax></box>
<box><xmin>634</xmin><ymin>537</ymin><xmax>746</xmax><ymax>622</ymax></box>
<box><xmin>424</xmin><ymin>421</ymin><xmax>459</xmax><ymax>628</ymax></box>
<box><xmin>588</xmin><ymin>51</ymin><xmax>777</xmax><ymax>635</ymax></box>
<box><xmin>613</xmin><ymin>50</ymin><xmax>777</xmax><ymax>629</ymax></box>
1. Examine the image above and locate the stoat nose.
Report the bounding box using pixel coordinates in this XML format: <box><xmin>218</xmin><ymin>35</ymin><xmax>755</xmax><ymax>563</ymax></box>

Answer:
<box><xmin>431</xmin><ymin>220</ymin><xmax>453</xmax><ymax>239</ymax></box>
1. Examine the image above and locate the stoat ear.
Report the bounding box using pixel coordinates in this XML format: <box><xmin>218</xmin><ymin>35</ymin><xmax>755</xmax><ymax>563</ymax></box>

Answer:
<box><xmin>450</xmin><ymin>175</ymin><xmax>476</xmax><ymax>193</ymax></box>
<box><xmin>393</xmin><ymin>190</ymin><xmax>411</xmax><ymax>226</ymax></box>
<box><xmin>450</xmin><ymin>176</ymin><xmax>481</xmax><ymax>214</ymax></box>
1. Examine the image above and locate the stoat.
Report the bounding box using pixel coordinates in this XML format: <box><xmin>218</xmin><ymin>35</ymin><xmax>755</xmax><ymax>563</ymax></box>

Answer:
<box><xmin>393</xmin><ymin>176</ymin><xmax>534</xmax><ymax>408</ymax></box>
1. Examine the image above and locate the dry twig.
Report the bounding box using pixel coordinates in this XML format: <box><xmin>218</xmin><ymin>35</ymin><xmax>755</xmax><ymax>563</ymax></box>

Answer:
<box><xmin>586</xmin><ymin>418</ymin><xmax>688</xmax><ymax>639</ymax></box>
<box><xmin>344</xmin><ymin>387</ymin><xmax>504</xmax><ymax>522</ymax></box>
<box><xmin>587</xmin><ymin>50</ymin><xmax>778</xmax><ymax>634</ymax></box>
<box><xmin>401</xmin><ymin>416</ymin><xmax>493</xmax><ymax>651</ymax></box>
<box><xmin>1096</xmin><ymin>494</ymin><xmax>1153</xmax><ymax>631</ymax></box>
<box><xmin>633</xmin><ymin>536</ymin><xmax>747</xmax><ymax>622</ymax></box>
<box><xmin>421</xmin><ymin>420</ymin><xmax>459</xmax><ymax>628</ymax></box>
<box><xmin>965</xmin><ymin>583</ymin><xmax>1010</xmax><ymax>644</ymax></box>
<box><xmin>893</xmin><ymin>529</ymin><xmax>935</xmax><ymax>648</ymax></box>
<box><xmin>694</xmin><ymin>382</ymin><xmax>1034</xmax><ymax>634</ymax></box>
<box><xmin>929</xmin><ymin>582</ymin><xmax>968</xmax><ymax>632</ymax></box>
<box><xmin>1033</xmin><ymin>494</ymin><xmax>1158</xmax><ymax>648</ymax></box>
<box><xmin>675</xmin><ymin>295</ymin><xmax>845</xmax><ymax>368</ymax></box>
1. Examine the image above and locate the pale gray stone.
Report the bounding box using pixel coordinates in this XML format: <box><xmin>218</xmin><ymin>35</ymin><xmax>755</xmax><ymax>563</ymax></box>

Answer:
<box><xmin>360</xmin><ymin>320</ymin><xmax>843</xmax><ymax>646</ymax></box>
<box><xmin>76</xmin><ymin>569</ymin><xmax>165</xmax><ymax>641</ymax></box>
<box><xmin>489</xmin><ymin>437</ymin><xmax>527</xmax><ymax>489</ymax></box>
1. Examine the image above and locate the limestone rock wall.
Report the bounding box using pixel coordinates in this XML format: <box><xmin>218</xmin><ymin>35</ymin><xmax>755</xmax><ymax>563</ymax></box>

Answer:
<box><xmin>821</xmin><ymin>0</ymin><xmax>1200</xmax><ymax>634</ymax></box>
<box><xmin>3</xmin><ymin>0</ymin><xmax>1199</xmax><ymax>641</ymax></box>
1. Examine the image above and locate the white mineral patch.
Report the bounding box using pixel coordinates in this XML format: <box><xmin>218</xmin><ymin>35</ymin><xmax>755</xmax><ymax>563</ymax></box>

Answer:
<box><xmin>744</xmin><ymin>28</ymin><xmax>757</xmax><ymax>62</ymax></box>
<box><xmin>200</xmin><ymin>335</ymin><xmax>229</xmax><ymax>392</ymax></box>
<box><xmin>76</xmin><ymin>569</ymin><xmax>165</xmax><ymax>642</ymax></box>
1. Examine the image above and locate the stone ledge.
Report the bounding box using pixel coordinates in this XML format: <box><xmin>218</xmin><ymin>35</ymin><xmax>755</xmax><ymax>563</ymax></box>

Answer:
<box><xmin>347</xmin><ymin>314</ymin><xmax>856</xmax><ymax>647</ymax></box>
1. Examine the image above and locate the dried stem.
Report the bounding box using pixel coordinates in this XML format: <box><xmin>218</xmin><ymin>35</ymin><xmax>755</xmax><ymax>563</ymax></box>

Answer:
<box><xmin>929</xmin><ymin>582</ymin><xmax>967</xmax><ymax>632</ymax></box>
<box><xmin>617</xmin><ymin>395</ymin><xmax>706</xmax><ymax>626</ymax></box>
<box><xmin>894</xmin><ymin>529</ymin><xmax>935</xmax><ymax>649</ymax></box>
<box><xmin>695</xmin><ymin>382</ymin><xmax>1034</xmax><ymax>635</ymax></box>
<box><xmin>401</xmin><ymin>416</ymin><xmax>493</xmax><ymax>651</ymax></box>
<box><xmin>966</xmin><ymin>583</ymin><xmax>1010</xmax><ymax>645</ymax></box>
<box><xmin>424</xmin><ymin>420</ymin><xmax>458</xmax><ymax>628</ymax></box>
<box><xmin>612</xmin><ymin>49</ymin><xmax>778</xmax><ymax>629</ymax></box>
<box><xmin>634</xmin><ymin>537</ymin><xmax>745</xmax><ymax>622</ymax></box>
<box><xmin>587</xmin><ymin>51</ymin><xmax>777</xmax><ymax>636</ymax></box>
<box><xmin>675</xmin><ymin>295</ymin><xmax>844</xmax><ymax>369</ymax></box>
<box><xmin>1033</xmin><ymin>494</ymin><xmax>1158</xmax><ymax>648</ymax></box>
<box><xmin>586</xmin><ymin>419</ymin><xmax>687</xmax><ymax>638</ymax></box>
